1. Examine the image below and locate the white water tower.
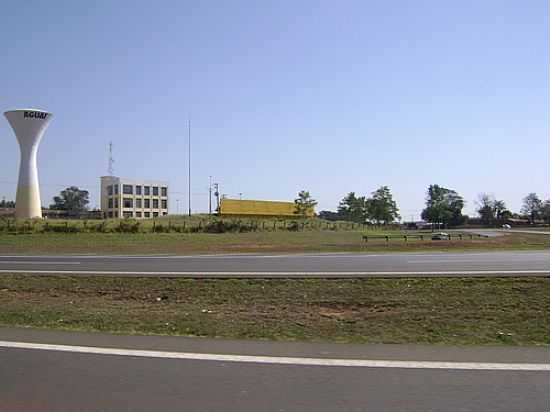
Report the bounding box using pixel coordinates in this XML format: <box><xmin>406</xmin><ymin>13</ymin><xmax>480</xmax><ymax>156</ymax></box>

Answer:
<box><xmin>4</xmin><ymin>109</ymin><xmax>53</xmax><ymax>219</ymax></box>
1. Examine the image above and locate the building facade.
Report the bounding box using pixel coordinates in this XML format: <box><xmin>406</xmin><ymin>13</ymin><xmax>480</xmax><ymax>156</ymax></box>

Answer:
<box><xmin>100</xmin><ymin>176</ymin><xmax>169</xmax><ymax>219</ymax></box>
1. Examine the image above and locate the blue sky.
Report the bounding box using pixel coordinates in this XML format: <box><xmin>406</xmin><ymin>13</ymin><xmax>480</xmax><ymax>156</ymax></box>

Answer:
<box><xmin>1</xmin><ymin>0</ymin><xmax>549</xmax><ymax>218</ymax></box>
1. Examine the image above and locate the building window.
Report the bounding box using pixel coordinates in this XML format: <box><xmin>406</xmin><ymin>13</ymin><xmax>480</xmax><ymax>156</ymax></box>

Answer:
<box><xmin>144</xmin><ymin>212</ymin><xmax>150</xmax><ymax>218</ymax></box>
<box><xmin>113</xmin><ymin>198</ymin><xmax>118</xmax><ymax>208</ymax></box>
<box><xmin>123</xmin><ymin>198</ymin><xmax>133</xmax><ymax>208</ymax></box>
<box><xmin>135</xmin><ymin>186</ymin><xmax>142</xmax><ymax>195</ymax></box>
<box><xmin>108</xmin><ymin>211</ymin><xmax>113</xmax><ymax>218</ymax></box>
<box><xmin>123</xmin><ymin>211</ymin><xmax>133</xmax><ymax>218</ymax></box>
<box><xmin>135</xmin><ymin>211</ymin><xmax>142</xmax><ymax>218</ymax></box>
<box><xmin>161</xmin><ymin>200</ymin><xmax>167</xmax><ymax>209</ymax></box>
<box><xmin>153</xmin><ymin>186</ymin><xmax>159</xmax><ymax>196</ymax></box>
<box><xmin>153</xmin><ymin>199</ymin><xmax>159</xmax><ymax>209</ymax></box>
<box><xmin>107</xmin><ymin>185</ymin><xmax>113</xmax><ymax>196</ymax></box>
<box><xmin>144</xmin><ymin>199</ymin><xmax>150</xmax><ymax>209</ymax></box>
<box><xmin>114</xmin><ymin>185</ymin><xmax>119</xmax><ymax>195</ymax></box>
<box><xmin>144</xmin><ymin>186</ymin><xmax>150</xmax><ymax>196</ymax></box>
<box><xmin>136</xmin><ymin>199</ymin><xmax>142</xmax><ymax>208</ymax></box>
<box><xmin>108</xmin><ymin>198</ymin><xmax>113</xmax><ymax>208</ymax></box>
<box><xmin>153</xmin><ymin>212</ymin><xmax>159</xmax><ymax>218</ymax></box>
<box><xmin>161</xmin><ymin>187</ymin><xmax>167</xmax><ymax>197</ymax></box>
<box><xmin>123</xmin><ymin>185</ymin><xmax>133</xmax><ymax>195</ymax></box>
<box><xmin>162</xmin><ymin>212</ymin><xmax>168</xmax><ymax>216</ymax></box>
<box><xmin>114</xmin><ymin>211</ymin><xmax>119</xmax><ymax>218</ymax></box>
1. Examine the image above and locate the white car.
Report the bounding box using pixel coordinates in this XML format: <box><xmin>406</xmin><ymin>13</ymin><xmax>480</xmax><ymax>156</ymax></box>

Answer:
<box><xmin>502</xmin><ymin>224</ymin><xmax>512</xmax><ymax>230</ymax></box>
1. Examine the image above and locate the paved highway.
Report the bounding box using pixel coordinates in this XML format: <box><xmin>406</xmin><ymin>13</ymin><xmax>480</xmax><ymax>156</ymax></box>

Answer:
<box><xmin>1</xmin><ymin>250</ymin><xmax>550</xmax><ymax>277</ymax></box>
<box><xmin>1</xmin><ymin>328</ymin><xmax>549</xmax><ymax>412</ymax></box>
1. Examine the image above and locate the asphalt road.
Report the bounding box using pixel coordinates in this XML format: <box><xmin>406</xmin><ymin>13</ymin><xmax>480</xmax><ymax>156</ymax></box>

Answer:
<box><xmin>1</xmin><ymin>250</ymin><xmax>550</xmax><ymax>277</ymax></box>
<box><xmin>1</xmin><ymin>328</ymin><xmax>550</xmax><ymax>412</ymax></box>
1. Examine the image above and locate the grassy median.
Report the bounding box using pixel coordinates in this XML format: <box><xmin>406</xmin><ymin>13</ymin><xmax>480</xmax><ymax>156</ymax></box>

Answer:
<box><xmin>0</xmin><ymin>231</ymin><xmax>549</xmax><ymax>255</ymax></box>
<box><xmin>1</xmin><ymin>275</ymin><xmax>549</xmax><ymax>345</ymax></box>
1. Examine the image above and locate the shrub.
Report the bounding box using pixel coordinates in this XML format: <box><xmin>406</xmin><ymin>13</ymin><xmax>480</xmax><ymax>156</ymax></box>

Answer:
<box><xmin>115</xmin><ymin>220</ymin><xmax>141</xmax><ymax>233</ymax></box>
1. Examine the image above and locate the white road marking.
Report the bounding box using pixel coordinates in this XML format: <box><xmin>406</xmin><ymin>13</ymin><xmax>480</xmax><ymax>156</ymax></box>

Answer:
<box><xmin>0</xmin><ymin>269</ymin><xmax>550</xmax><ymax>276</ymax></box>
<box><xmin>1</xmin><ymin>251</ymin><xmax>549</xmax><ymax>260</ymax></box>
<box><xmin>0</xmin><ymin>261</ymin><xmax>81</xmax><ymax>265</ymax></box>
<box><xmin>407</xmin><ymin>260</ymin><xmax>480</xmax><ymax>264</ymax></box>
<box><xmin>0</xmin><ymin>340</ymin><xmax>548</xmax><ymax>371</ymax></box>
<box><xmin>409</xmin><ymin>258</ymin><xmax>550</xmax><ymax>264</ymax></box>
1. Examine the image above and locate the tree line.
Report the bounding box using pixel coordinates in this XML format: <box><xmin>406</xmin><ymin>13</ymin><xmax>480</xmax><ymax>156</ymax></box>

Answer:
<box><xmin>2</xmin><ymin>185</ymin><xmax>550</xmax><ymax>226</ymax></box>
<box><xmin>0</xmin><ymin>187</ymin><xmax>90</xmax><ymax>216</ymax></box>
<box><xmin>318</xmin><ymin>186</ymin><xmax>400</xmax><ymax>225</ymax></box>
<box><xmin>318</xmin><ymin>185</ymin><xmax>550</xmax><ymax>227</ymax></box>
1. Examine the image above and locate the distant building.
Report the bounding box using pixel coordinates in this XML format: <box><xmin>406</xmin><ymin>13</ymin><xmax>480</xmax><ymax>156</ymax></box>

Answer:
<box><xmin>0</xmin><ymin>208</ymin><xmax>15</xmax><ymax>218</ymax></box>
<box><xmin>100</xmin><ymin>176</ymin><xmax>168</xmax><ymax>219</ymax></box>
<box><xmin>219</xmin><ymin>198</ymin><xmax>314</xmax><ymax>217</ymax></box>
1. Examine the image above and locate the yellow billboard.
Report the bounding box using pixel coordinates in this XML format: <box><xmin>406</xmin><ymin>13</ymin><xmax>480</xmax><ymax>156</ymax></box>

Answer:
<box><xmin>219</xmin><ymin>199</ymin><xmax>314</xmax><ymax>217</ymax></box>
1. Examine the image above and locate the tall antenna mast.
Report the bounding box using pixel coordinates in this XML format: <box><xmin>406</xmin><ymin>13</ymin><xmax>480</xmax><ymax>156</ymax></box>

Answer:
<box><xmin>108</xmin><ymin>141</ymin><xmax>115</xmax><ymax>176</ymax></box>
<box><xmin>188</xmin><ymin>118</ymin><xmax>191</xmax><ymax>216</ymax></box>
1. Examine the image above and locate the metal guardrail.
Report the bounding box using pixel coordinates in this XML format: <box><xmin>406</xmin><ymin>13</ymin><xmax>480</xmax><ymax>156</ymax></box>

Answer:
<box><xmin>362</xmin><ymin>233</ymin><xmax>489</xmax><ymax>245</ymax></box>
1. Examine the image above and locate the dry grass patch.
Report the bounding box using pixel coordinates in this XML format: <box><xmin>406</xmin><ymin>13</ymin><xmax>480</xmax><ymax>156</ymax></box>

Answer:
<box><xmin>1</xmin><ymin>275</ymin><xmax>549</xmax><ymax>345</ymax></box>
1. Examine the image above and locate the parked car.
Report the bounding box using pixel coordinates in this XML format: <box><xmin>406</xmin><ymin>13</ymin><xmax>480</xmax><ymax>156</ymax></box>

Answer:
<box><xmin>432</xmin><ymin>232</ymin><xmax>449</xmax><ymax>240</ymax></box>
<box><xmin>502</xmin><ymin>224</ymin><xmax>512</xmax><ymax>230</ymax></box>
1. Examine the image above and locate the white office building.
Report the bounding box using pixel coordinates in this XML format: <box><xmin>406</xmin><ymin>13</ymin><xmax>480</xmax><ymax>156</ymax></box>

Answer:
<box><xmin>100</xmin><ymin>176</ymin><xmax>169</xmax><ymax>219</ymax></box>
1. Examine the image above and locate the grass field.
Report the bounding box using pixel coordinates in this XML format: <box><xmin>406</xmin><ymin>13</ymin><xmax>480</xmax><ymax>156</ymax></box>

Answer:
<box><xmin>1</xmin><ymin>275</ymin><xmax>549</xmax><ymax>345</ymax></box>
<box><xmin>0</xmin><ymin>230</ymin><xmax>549</xmax><ymax>255</ymax></box>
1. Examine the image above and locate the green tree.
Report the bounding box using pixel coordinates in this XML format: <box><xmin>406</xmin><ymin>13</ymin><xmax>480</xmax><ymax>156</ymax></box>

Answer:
<box><xmin>476</xmin><ymin>194</ymin><xmax>510</xmax><ymax>226</ymax></box>
<box><xmin>294</xmin><ymin>190</ymin><xmax>317</xmax><ymax>217</ymax></box>
<box><xmin>365</xmin><ymin>186</ymin><xmax>400</xmax><ymax>225</ymax></box>
<box><xmin>476</xmin><ymin>193</ymin><xmax>495</xmax><ymax>226</ymax></box>
<box><xmin>50</xmin><ymin>186</ymin><xmax>90</xmax><ymax>215</ymax></box>
<box><xmin>521</xmin><ymin>193</ymin><xmax>543</xmax><ymax>223</ymax></box>
<box><xmin>0</xmin><ymin>199</ymin><xmax>16</xmax><ymax>208</ymax></box>
<box><xmin>421</xmin><ymin>184</ymin><xmax>466</xmax><ymax>228</ymax></box>
<box><xmin>317</xmin><ymin>210</ymin><xmax>340</xmax><ymax>221</ymax></box>
<box><xmin>337</xmin><ymin>192</ymin><xmax>367</xmax><ymax>223</ymax></box>
<box><xmin>541</xmin><ymin>200</ymin><xmax>550</xmax><ymax>225</ymax></box>
<box><xmin>493</xmin><ymin>200</ymin><xmax>510</xmax><ymax>222</ymax></box>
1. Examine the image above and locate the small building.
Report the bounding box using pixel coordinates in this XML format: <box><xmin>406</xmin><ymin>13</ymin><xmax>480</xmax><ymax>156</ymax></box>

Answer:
<box><xmin>0</xmin><ymin>208</ymin><xmax>15</xmax><ymax>218</ymax></box>
<box><xmin>219</xmin><ymin>198</ymin><xmax>314</xmax><ymax>217</ymax></box>
<box><xmin>100</xmin><ymin>176</ymin><xmax>168</xmax><ymax>219</ymax></box>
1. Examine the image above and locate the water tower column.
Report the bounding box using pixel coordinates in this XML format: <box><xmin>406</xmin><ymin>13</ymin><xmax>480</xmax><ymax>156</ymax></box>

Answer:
<box><xmin>4</xmin><ymin>109</ymin><xmax>53</xmax><ymax>219</ymax></box>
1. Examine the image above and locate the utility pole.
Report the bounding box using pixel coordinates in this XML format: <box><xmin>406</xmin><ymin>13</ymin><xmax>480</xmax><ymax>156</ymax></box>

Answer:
<box><xmin>208</xmin><ymin>176</ymin><xmax>213</xmax><ymax>215</ymax></box>
<box><xmin>213</xmin><ymin>183</ymin><xmax>220</xmax><ymax>214</ymax></box>
<box><xmin>188</xmin><ymin>118</ymin><xmax>191</xmax><ymax>216</ymax></box>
